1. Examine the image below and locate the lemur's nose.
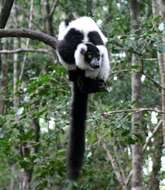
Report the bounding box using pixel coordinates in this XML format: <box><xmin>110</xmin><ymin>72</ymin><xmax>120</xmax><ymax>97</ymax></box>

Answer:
<box><xmin>92</xmin><ymin>64</ymin><xmax>100</xmax><ymax>68</ymax></box>
<box><xmin>90</xmin><ymin>59</ymin><xmax>100</xmax><ymax>68</ymax></box>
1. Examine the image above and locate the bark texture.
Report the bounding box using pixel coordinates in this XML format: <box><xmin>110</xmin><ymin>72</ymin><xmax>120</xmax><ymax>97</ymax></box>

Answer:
<box><xmin>152</xmin><ymin>0</ymin><xmax>165</xmax><ymax>144</ymax></box>
<box><xmin>0</xmin><ymin>29</ymin><xmax>57</xmax><ymax>49</ymax></box>
<box><xmin>148</xmin><ymin>0</ymin><xmax>165</xmax><ymax>189</ymax></box>
<box><xmin>152</xmin><ymin>0</ymin><xmax>165</xmax><ymax>146</ymax></box>
<box><xmin>130</xmin><ymin>1</ymin><xmax>143</xmax><ymax>190</ymax></box>
<box><xmin>148</xmin><ymin>126</ymin><xmax>163</xmax><ymax>190</ymax></box>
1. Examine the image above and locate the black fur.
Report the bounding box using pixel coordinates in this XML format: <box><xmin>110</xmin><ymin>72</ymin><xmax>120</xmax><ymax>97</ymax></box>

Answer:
<box><xmin>57</xmin><ymin>28</ymin><xmax>83</xmax><ymax>64</ymax></box>
<box><xmin>68</xmin><ymin>69</ymin><xmax>106</xmax><ymax>93</ymax></box>
<box><xmin>88</xmin><ymin>31</ymin><xmax>104</xmax><ymax>45</ymax></box>
<box><xmin>57</xmin><ymin>30</ymin><xmax>104</xmax><ymax>65</ymax></box>
<box><xmin>67</xmin><ymin>71</ymin><xmax>106</xmax><ymax>180</ymax></box>
<box><xmin>77</xmin><ymin>77</ymin><xmax>106</xmax><ymax>93</ymax></box>
<box><xmin>84</xmin><ymin>43</ymin><xmax>100</xmax><ymax>68</ymax></box>
<box><xmin>56</xmin><ymin>22</ymin><xmax>108</xmax><ymax>180</ymax></box>
<box><xmin>68</xmin><ymin>81</ymin><xmax>88</xmax><ymax>180</ymax></box>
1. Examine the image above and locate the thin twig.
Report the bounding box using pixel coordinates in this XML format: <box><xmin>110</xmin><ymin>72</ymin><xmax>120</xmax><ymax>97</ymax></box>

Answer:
<box><xmin>126</xmin><ymin>170</ymin><xmax>132</xmax><ymax>185</ymax></box>
<box><xmin>14</xmin><ymin>5</ymin><xmax>42</xmax><ymax>30</ymax></box>
<box><xmin>125</xmin><ymin>120</ymin><xmax>162</xmax><ymax>184</ymax></box>
<box><xmin>102</xmin><ymin>108</ymin><xmax>163</xmax><ymax>117</ymax></box>
<box><xmin>111</xmin><ymin>40</ymin><xmax>143</xmax><ymax>57</ymax></box>
<box><xmin>0</xmin><ymin>48</ymin><xmax>49</xmax><ymax>54</ymax></box>
<box><xmin>19</xmin><ymin>0</ymin><xmax>34</xmax><ymax>81</ymax></box>
<box><xmin>143</xmin><ymin>120</ymin><xmax>162</xmax><ymax>151</ymax></box>
<box><xmin>143</xmin><ymin>72</ymin><xmax>165</xmax><ymax>90</ymax></box>
<box><xmin>49</xmin><ymin>0</ymin><xmax>58</xmax><ymax>18</ymax></box>
<box><xmin>102</xmin><ymin>143</ymin><xmax>128</xmax><ymax>190</ymax></box>
<box><xmin>110</xmin><ymin>69</ymin><xmax>165</xmax><ymax>91</ymax></box>
<box><xmin>112</xmin><ymin>144</ymin><xmax>127</xmax><ymax>183</ymax></box>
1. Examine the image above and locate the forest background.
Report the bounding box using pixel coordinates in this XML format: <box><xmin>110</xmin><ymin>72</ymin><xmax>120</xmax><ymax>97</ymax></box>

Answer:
<box><xmin>0</xmin><ymin>0</ymin><xmax>165</xmax><ymax>190</ymax></box>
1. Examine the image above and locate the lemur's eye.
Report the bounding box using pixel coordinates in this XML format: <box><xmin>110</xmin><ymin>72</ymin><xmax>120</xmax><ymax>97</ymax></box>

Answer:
<box><xmin>87</xmin><ymin>53</ymin><xmax>92</xmax><ymax>59</ymax></box>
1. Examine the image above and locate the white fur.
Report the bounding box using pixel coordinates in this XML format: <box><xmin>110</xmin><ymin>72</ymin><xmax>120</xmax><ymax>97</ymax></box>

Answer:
<box><xmin>85</xmin><ymin>69</ymin><xmax>100</xmax><ymax>79</ymax></box>
<box><xmin>58</xmin><ymin>17</ymin><xmax>107</xmax><ymax>45</ymax></box>
<box><xmin>74</xmin><ymin>43</ymin><xmax>89</xmax><ymax>70</ymax></box>
<box><xmin>57</xmin><ymin>17</ymin><xmax>110</xmax><ymax>81</ymax></box>
<box><xmin>85</xmin><ymin>46</ymin><xmax>110</xmax><ymax>81</ymax></box>
<box><xmin>58</xmin><ymin>21</ymin><xmax>67</xmax><ymax>40</ymax></box>
<box><xmin>96</xmin><ymin>45</ymin><xmax>110</xmax><ymax>81</ymax></box>
<box><xmin>74</xmin><ymin>44</ymin><xmax>110</xmax><ymax>81</ymax></box>
<box><xmin>74</xmin><ymin>43</ymin><xmax>101</xmax><ymax>79</ymax></box>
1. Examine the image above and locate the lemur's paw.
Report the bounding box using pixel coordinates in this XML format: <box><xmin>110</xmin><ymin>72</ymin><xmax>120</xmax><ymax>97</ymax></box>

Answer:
<box><xmin>77</xmin><ymin>43</ymin><xmax>87</xmax><ymax>55</ymax></box>
<box><xmin>97</xmin><ymin>80</ymin><xmax>107</xmax><ymax>91</ymax></box>
<box><xmin>77</xmin><ymin>77</ymin><xmax>107</xmax><ymax>94</ymax></box>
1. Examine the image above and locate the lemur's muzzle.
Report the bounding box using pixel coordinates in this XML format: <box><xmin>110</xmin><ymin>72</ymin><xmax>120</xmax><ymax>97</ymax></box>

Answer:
<box><xmin>90</xmin><ymin>58</ymin><xmax>100</xmax><ymax>69</ymax></box>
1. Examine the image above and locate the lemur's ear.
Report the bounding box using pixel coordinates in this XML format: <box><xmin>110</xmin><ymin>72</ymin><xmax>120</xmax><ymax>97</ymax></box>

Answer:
<box><xmin>80</xmin><ymin>48</ymin><xmax>86</xmax><ymax>55</ymax></box>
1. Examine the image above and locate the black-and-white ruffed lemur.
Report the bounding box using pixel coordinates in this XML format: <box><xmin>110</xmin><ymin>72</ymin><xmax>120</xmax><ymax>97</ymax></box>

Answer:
<box><xmin>56</xmin><ymin>16</ymin><xmax>110</xmax><ymax>180</ymax></box>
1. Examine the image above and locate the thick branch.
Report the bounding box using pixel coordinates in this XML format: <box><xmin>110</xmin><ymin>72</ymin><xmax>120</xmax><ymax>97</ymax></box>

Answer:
<box><xmin>0</xmin><ymin>0</ymin><xmax>15</xmax><ymax>28</ymax></box>
<box><xmin>0</xmin><ymin>29</ymin><xmax>57</xmax><ymax>49</ymax></box>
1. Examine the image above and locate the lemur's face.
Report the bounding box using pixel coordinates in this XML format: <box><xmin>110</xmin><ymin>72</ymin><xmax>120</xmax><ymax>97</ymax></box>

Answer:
<box><xmin>83</xmin><ymin>43</ymin><xmax>100</xmax><ymax>69</ymax></box>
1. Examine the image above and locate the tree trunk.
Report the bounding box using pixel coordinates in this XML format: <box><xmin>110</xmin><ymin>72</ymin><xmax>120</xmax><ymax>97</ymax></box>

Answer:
<box><xmin>148</xmin><ymin>126</ymin><xmax>163</xmax><ymax>190</ymax></box>
<box><xmin>19</xmin><ymin>0</ymin><xmax>33</xmax><ymax>80</ymax></box>
<box><xmin>148</xmin><ymin>0</ymin><xmax>165</xmax><ymax>189</ymax></box>
<box><xmin>129</xmin><ymin>1</ymin><xmax>143</xmax><ymax>190</ymax></box>
<box><xmin>152</xmin><ymin>0</ymin><xmax>165</xmax><ymax>146</ymax></box>
<box><xmin>0</xmin><ymin>45</ymin><xmax>8</xmax><ymax>114</ymax></box>
<box><xmin>42</xmin><ymin>0</ymin><xmax>55</xmax><ymax>36</ymax></box>
<box><xmin>158</xmin><ymin>52</ymin><xmax>165</xmax><ymax>144</ymax></box>
<box><xmin>0</xmin><ymin>0</ymin><xmax>14</xmax><ymax>114</ymax></box>
<box><xmin>42</xmin><ymin>0</ymin><xmax>57</xmax><ymax>61</ymax></box>
<box><xmin>153</xmin><ymin>0</ymin><xmax>165</xmax><ymax>146</ymax></box>
<box><xmin>131</xmin><ymin>55</ymin><xmax>143</xmax><ymax>190</ymax></box>
<box><xmin>86</xmin><ymin>0</ymin><xmax>93</xmax><ymax>17</ymax></box>
<box><xmin>20</xmin><ymin>170</ymin><xmax>32</xmax><ymax>190</ymax></box>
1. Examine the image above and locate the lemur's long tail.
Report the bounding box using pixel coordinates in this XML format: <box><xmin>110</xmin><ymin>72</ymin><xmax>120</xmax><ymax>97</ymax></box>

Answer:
<box><xmin>68</xmin><ymin>81</ymin><xmax>88</xmax><ymax>180</ymax></box>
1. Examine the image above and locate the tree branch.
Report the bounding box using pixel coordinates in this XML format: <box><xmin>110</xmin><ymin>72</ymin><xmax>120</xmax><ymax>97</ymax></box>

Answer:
<box><xmin>0</xmin><ymin>29</ymin><xmax>57</xmax><ymax>49</ymax></box>
<box><xmin>102</xmin><ymin>143</ymin><xmax>128</xmax><ymax>190</ymax></box>
<box><xmin>19</xmin><ymin>0</ymin><xmax>34</xmax><ymax>81</ymax></box>
<box><xmin>101</xmin><ymin>120</ymin><xmax>163</xmax><ymax>187</ymax></box>
<box><xmin>0</xmin><ymin>48</ymin><xmax>49</xmax><ymax>54</ymax></box>
<box><xmin>49</xmin><ymin>0</ymin><xmax>58</xmax><ymax>18</ymax></box>
<box><xmin>143</xmin><ymin>72</ymin><xmax>165</xmax><ymax>91</ymax></box>
<box><xmin>125</xmin><ymin>120</ymin><xmax>162</xmax><ymax>185</ymax></box>
<box><xmin>143</xmin><ymin>120</ymin><xmax>162</xmax><ymax>151</ymax></box>
<box><xmin>110</xmin><ymin>68</ymin><xmax>165</xmax><ymax>91</ymax></box>
<box><xmin>102</xmin><ymin>108</ymin><xmax>163</xmax><ymax>117</ymax></box>
<box><xmin>14</xmin><ymin>4</ymin><xmax>42</xmax><ymax>30</ymax></box>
